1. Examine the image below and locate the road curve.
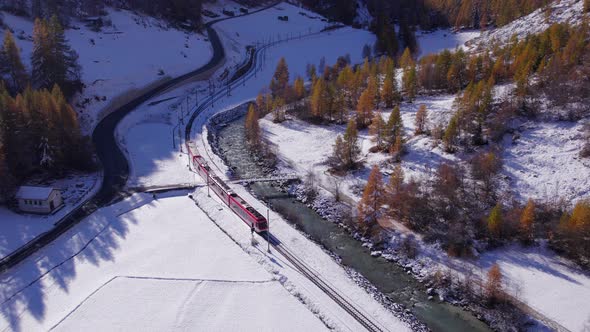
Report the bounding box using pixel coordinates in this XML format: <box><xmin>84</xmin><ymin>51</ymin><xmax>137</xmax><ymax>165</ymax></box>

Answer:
<box><xmin>0</xmin><ymin>2</ymin><xmax>279</xmax><ymax>273</ymax></box>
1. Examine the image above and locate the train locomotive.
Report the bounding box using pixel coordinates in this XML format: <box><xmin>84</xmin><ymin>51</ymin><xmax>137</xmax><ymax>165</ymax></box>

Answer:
<box><xmin>186</xmin><ymin>141</ymin><xmax>268</xmax><ymax>232</ymax></box>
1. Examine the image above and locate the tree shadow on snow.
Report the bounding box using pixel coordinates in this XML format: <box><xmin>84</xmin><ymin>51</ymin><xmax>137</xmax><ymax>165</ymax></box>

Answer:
<box><xmin>0</xmin><ymin>193</ymin><xmax>156</xmax><ymax>331</ymax></box>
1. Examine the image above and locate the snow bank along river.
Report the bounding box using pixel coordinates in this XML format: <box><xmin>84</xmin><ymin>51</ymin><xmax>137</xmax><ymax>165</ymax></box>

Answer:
<box><xmin>210</xmin><ymin>109</ymin><xmax>492</xmax><ymax>332</ymax></box>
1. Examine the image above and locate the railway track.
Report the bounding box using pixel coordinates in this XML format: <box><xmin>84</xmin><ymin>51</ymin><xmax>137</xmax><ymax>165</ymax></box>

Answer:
<box><xmin>267</xmin><ymin>234</ymin><xmax>388</xmax><ymax>332</ymax></box>
<box><xmin>180</xmin><ymin>17</ymin><xmax>390</xmax><ymax>332</ymax></box>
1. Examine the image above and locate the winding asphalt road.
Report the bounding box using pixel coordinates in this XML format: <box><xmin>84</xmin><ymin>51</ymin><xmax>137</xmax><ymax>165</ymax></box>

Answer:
<box><xmin>0</xmin><ymin>3</ymin><xmax>279</xmax><ymax>273</ymax></box>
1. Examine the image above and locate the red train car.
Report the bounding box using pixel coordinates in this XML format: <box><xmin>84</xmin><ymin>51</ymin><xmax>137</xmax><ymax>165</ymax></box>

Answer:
<box><xmin>186</xmin><ymin>141</ymin><xmax>268</xmax><ymax>232</ymax></box>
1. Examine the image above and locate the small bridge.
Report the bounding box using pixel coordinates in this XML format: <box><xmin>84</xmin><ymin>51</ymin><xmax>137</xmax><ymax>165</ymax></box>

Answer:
<box><xmin>229</xmin><ymin>175</ymin><xmax>299</xmax><ymax>184</ymax></box>
<box><xmin>132</xmin><ymin>183</ymin><xmax>202</xmax><ymax>193</ymax></box>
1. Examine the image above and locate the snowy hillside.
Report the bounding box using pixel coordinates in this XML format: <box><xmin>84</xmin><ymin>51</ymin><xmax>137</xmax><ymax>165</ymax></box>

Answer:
<box><xmin>471</xmin><ymin>0</ymin><xmax>585</xmax><ymax>49</ymax></box>
<box><xmin>1</xmin><ymin>9</ymin><xmax>212</xmax><ymax>134</ymax></box>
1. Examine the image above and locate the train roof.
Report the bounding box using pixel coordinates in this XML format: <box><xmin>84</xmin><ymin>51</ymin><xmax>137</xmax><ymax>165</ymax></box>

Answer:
<box><xmin>212</xmin><ymin>176</ymin><xmax>231</xmax><ymax>191</ymax></box>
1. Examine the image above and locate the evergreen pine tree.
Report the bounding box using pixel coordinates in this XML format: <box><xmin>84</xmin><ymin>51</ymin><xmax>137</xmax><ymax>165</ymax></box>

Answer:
<box><xmin>369</xmin><ymin>113</ymin><xmax>385</xmax><ymax>149</ymax></box>
<box><xmin>32</xmin><ymin>18</ymin><xmax>51</xmax><ymax>88</ymax></box>
<box><xmin>488</xmin><ymin>203</ymin><xmax>504</xmax><ymax>239</ymax></box>
<box><xmin>244</xmin><ymin>103</ymin><xmax>261</xmax><ymax>148</ymax></box>
<box><xmin>32</xmin><ymin>16</ymin><xmax>81</xmax><ymax>95</ymax></box>
<box><xmin>569</xmin><ymin>199</ymin><xmax>590</xmax><ymax>230</ymax></box>
<box><xmin>400</xmin><ymin>49</ymin><xmax>418</xmax><ymax>101</ymax></box>
<box><xmin>385</xmin><ymin>106</ymin><xmax>403</xmax><ymax>147</ymax></box>
<box><xmin>390</xmin><ymin>133</ymin><xmax>404</xmax><ymax>162</ymax></box>
<box><xmin>388</xmin><ymin>164</ymin><xmax>404</xmax><ymax>198</ymax></box>
<box><xmin>310</xmin><ymin>78</ymin><xmax>328</xmax><ymax>120</ymax></box>
<box><xmin>485</xmin><ymin>263</ymin><xmax>504</xmax><ymax>303</ymax></box>
<box><xmin>343</xmin><ymin>118</ymin><xmax>361</xmax><ymax>169</ymax></box>
<box><xmin>2</xmin><ymin>31</ymin><xmax>28</xmax><ymax>92</ymax></box>
<box><xmin>270</xmin><ymin>57</ymin><xmax>289</xmax><ymax>99</ymax></box>
<box><xmin>520</xmin><ymin>199</ymin><xmax>535</xmax><ymax>244</ymax></box>
<box><xmin>415</xmin><ymin>104</ymin><xmax>428</xmax><ymax>135</ymax></box>
<box><xmin>255</xmin><ymin>93</ymin><xmax>265</xmax><ymax>112</ymax></box>
<box><xmin>443</xmin><ymin>114</ymin><xmax>459</xmax><ymax>153</ymax></box>
<box><xmin>381</xmin><ymin>63</ymin><xmax>399</xmax><ymax>108</ymax></box>
<box><xmin>358</xmin><ymin>164</ymin><xmax>385</xmax><ymax>235</ymax></box>
<box><xmin>293</xmin><ymin>76</ymin><xmax>305</xmax><ymax>100</ymax></box>
<box><xmin>356</xmin><ymin>88</ymin><xmax>374</xmax><ymax>128</ymax></box>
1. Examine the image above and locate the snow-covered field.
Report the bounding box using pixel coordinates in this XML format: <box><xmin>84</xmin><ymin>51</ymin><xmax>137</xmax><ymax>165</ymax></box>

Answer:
<box><xmin>0</xmin><ymin>192</ymin><xmax>328</xmax><ymax>331</ymax></box>
<box><xmin>475</xmin><ymin>244</ymin><xmax>590</xmax><ymax>332</ymax></box>
<box><xmin>1</xmin><ymin>9</ymin><xmax>213</xmax><ymax>134</ymax></box>
<box><xmin>0</xmin><ymin>172</ymin><xmax>100</xmax><ymax>260</ymax></box>
<box><xmin>416</xmin><ymin>29</ymin><xmax>480</xmax><ymax>57</ymax></box>
<box><xmin>215</xmin><ymin>3</ymin><xmax>335</xmax><ymax>75</ymax></box>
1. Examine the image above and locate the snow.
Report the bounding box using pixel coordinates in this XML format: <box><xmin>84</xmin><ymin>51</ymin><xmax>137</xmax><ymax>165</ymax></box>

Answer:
<box><xmin>0</xmin><ymin>193</ymin><xmax>327</xmax><ymax>331</ymax></box>
<box><xmin>258</xmin><ymin>70</ymin><xmax>590</xmax><ymax>332</ymax></box>
<box><xmin>260</xmin><ymin>93</ymin><xmax>460</xmax><ymax>202</ymax></box>
<box><xmin>176</xmin><ymin>6</ymin><xmax>410</xmax><ymax>330</ymax></box>
<box><xmin>415</xmin><ymin>29</ymin><xmax>480</xmax><ymax>58</ymax></box>
<box><xmin>54</xmin><ymin>277</ymin><xmax>321</xmax><ymax>332</ymax></box>
<box><xmin>14</xmin><ymin>186</ymin><xmax>55</xmax><ymax>200</ymax></box>
<box><xmin>116</xmin><ymin>92</ymin><xmax>205</xmax><ymax>189</ymax></box>
<box><xmin>189</xmin><ymin>186</ymin><xmax>410</xmax><ymax>332</ymax></box>
<box><xmin>1</xmin><ymin>5</ymin><xmax>413</xmax><ymax>331</ymax></box>
<box><xmin>184</xmin><ymin>2</ymin><xmax>587</xmax><ymax>331</ymax></box>
<box><xmin>215</xmin><ymin>3</ymin><xmax>334</xmax><ymax>71</ymax></box>
<box><xmin>502</xmin><ymin>121</ymin><xmax>590</xmax><ymax>203</ymax></box>
<box><xmin>1</xmin><ymin>8</ymin><xmax>213</xmax><ymax>134</ymax></box>
<box><xmin>201</xmin><ymin>0</ymin><xmax>266</xmax><ymax>23</ymax></box>
<box><xmin>471</xmin><ymin>0</ymin><xmax>585</xmax><ymax>50</ymax></box>
<box><xmin>474</xmin><ymin>244</ymin><xmax>590</xmax><ymax>332</ymax></box>
<box><xmin>0</xmin><ymin>172</ymin><xmax>100</xmax><ymax>260</ymax></box>
<box><xmin>217</xmin><ymin>3</ymin><xmax>329</xmax><ymax>44</ymax></box>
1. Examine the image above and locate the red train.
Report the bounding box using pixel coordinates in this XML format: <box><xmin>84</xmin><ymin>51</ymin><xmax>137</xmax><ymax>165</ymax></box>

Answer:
<box><xmin>186</xmin><ymin>141</ymin><xmax>268</xmax><ymax>232</ymax></box>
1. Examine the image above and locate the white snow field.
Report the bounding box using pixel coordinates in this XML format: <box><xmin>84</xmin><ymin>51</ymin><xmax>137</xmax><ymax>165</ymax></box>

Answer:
<box><xmin>0</xmin><ymin>192</ymin><xmax>327</xmax><ymax>331</ymax></box>
<box><xmin>0</xmin><ymin>173</ymin><xmax>101</xmax><ymax>260</ymax></box>
<box><xmin>215</xmin><ymin>2</ymin><xmax>336</xmax><ymax>75</ymax></box>
<box><xmin>1</xmin><ymin>9</ymin><xmax>213</xmax><ymax>134</ymax></box>
<box><xmin>475</xmin><ymin>244</ymin><xmax>590</xmax><ymax>332</ymax></box>
<box><xmin>415</xmin><ymin>28</ymin><xmax>480</xmax><ymax>57</ymax></box>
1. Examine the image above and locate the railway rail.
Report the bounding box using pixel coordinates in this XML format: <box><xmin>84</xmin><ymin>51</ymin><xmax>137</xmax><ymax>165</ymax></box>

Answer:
<box><xmin>268</xmin><ymin>234</ymin><xmax>389</xmax><ymax>332</ymax></box>
<box><xmin>182</xmin><ymin>20</ymin><xmax>389</xmax><ymax>331</ymax></box>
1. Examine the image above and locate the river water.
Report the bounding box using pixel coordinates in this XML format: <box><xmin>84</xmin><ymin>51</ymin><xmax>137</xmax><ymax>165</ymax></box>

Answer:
<box><xmin>213</xmin><ymin>115</ymin><xmax>491</xmax><ymax>332</ymax></box>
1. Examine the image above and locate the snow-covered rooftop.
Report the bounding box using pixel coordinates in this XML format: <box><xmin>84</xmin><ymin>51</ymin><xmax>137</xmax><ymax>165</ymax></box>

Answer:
<box><xmin>15</xmin><ymin>186</ymin><xmax>58</xmax><ymax>200</ymax></box>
